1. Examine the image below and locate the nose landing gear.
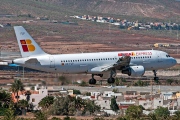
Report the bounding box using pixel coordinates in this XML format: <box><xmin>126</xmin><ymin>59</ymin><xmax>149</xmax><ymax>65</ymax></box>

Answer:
<box><xmin>153</xmin><ymin>70</ymin><xmax>159</xmax><ymax>81</ymax></box>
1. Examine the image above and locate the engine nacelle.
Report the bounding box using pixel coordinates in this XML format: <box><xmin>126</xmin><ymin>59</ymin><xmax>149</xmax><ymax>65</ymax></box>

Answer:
<box><xmin>122</xmin><ymin>66</ymin><xmax>145</xmax><ymax>77</ymax></box>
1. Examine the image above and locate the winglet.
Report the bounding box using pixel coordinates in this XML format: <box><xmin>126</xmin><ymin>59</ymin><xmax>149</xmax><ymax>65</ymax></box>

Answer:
<box><xmin>14</xmin><ymin>26</ymin><xmax>48</xmax><ymax>57</ymax></box>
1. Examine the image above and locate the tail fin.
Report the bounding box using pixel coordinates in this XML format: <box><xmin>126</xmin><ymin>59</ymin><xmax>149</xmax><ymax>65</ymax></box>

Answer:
<box><xmin>14</xmin><ymin>26</ymin><xmax>47</xmax><ymax>57</ymax></box>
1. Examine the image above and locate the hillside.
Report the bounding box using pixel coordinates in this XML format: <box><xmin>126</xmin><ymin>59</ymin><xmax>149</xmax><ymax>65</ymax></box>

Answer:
<box><xmin>0</xmin><ymin>0</ymin><xmax>180</xmax><ymax>58</ymax></box>
<box><xmin>0</xmin><ymin>0</ymin><xmax>180</xmax><ymax>20</ymax></box>
<box><xmin>39</xmin><ymin>0</ymin><xmax>180</xmax><ymax>20</ymax></box>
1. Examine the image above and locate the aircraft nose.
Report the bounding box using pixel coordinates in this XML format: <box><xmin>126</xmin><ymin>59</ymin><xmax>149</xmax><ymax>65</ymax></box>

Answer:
<box><xmin>172</xmin><ymin>58</ymin><xmax>177</xmax><ymax>66</ymax></box>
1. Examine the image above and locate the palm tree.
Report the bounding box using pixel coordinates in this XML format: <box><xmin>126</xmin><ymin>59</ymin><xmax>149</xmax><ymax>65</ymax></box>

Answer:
<box><xmin>0</xmin><ymin>88</ymin><xmax>11</xmax><ymax>107</ymax></box>
<box><xmin>3</xmin><ymin>106</ymin><xmax>16</xmax><ymax>120</ymax></box>
<box><xmin>10</xmin><ymin>79</ymin><xmax>24</xmax><ymax>103</ymax></box>
<box><xmin>18</xmin><ymin>99</ymin><xmax>28</xmax><ymax>115</ymax></box>
<box><xmin>25</xmin><ymin>91</ymin><xmax>31</xmax><ymax>102</ymax></box>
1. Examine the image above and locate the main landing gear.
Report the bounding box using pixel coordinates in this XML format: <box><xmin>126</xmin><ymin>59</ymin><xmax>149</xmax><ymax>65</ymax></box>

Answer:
<box><xmin>153</xmin><ymin>70</ymin><xmax>159</xmax><ymax>81</ymax></box>
<box><xmin>107</xmin><ymin>70</ymin><xmax>115</xmax><ymax>84</ymax></box>
<box><xmin>107</xmin><ymin>77</ymin><xmax>115</xmax><ymax>84</ymax></box>
<box><xmin>89</xmin><ymin>74</ymin><xmax>96</xmax><ymax>84</ymax></box>
<box><xmin>89</xmin><ymin>70</ymin><xmax>116</xmax><ymax>84</ymax></box>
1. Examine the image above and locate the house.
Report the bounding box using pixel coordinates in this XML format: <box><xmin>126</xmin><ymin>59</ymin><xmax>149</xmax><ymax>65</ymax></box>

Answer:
<box><xmin>11</xmin><ymin>84</ymin><xmax>48</xmax><ymax>110</ymax></box>
<box><xmin>95</xmin><ymin>98</ymin><xmax>111</xmax><ymax>110</ymax></box>
<box><xmin>124</xmin><ymin>91</ymin><xmax>139</xmax><ymax>100</ymax></box>
<box><xmin>117</xmin><ymin>100</ymin><xmax>136</xmax><ymax>115</ymax></box>
<box><xmin>91</xmin><ymin>92</ymin><xmax>101</xmax><ymax>100</ymax></box>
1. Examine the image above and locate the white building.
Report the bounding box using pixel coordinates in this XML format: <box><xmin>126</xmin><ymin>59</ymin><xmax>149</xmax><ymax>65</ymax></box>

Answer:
<box><xmin>18</xmin><ymin>85</ymin><xmax>48</xmax><ymax>110</ymax></box>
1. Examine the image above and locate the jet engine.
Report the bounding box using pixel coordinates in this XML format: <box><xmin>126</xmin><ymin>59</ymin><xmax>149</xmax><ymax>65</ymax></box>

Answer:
<box><xmin>122</xmin><ymin>66</ymin><xmax>145</xmax><ymax>77</ymax></box>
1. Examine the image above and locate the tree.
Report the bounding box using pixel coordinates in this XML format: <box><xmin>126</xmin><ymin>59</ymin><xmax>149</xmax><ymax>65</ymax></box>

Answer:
<box><xmin>148</xmin><ymin>113</ymin><xmax>158</xmax><ymax>120</ymax></box>
<box><xmin>51</xmin><ymin>117</ymin><xmax>62</xmax><ymax>120</ymax></box>
<box><xmin>110</xmin><ymin>97</ymin><xmax>119</xmax><ymax>112</ymax></box>
<box><xmin>116</xmin><ymin>116</ymin><xmax>126</xmax><ymax>120</ymax></box>
<box><xmin>0</xmin><ymin>88</ymin><xmax>11</xmax><ymax>108</ymax></box>
<box><xmin>18</xmin><ymin>100</ymin><xmax>28</xmax><ymax>115</ymax></box>
<box><xmin>85</xmin><ymin>92</ymin><xmax>91</xmax><ymax>96</ymax></box>
<box><xmin>50</xmin><ymin>96</ymin><xmax>73</xmax><ymax>115</ymax></box>
<box><xmin>112</xmin><ymin>88</ymin><xmax>119</xmax><ymax>93</ymax></box>
<box><xmin>34</xmin><ymin>111</ymin><xmax>48</xmax><ymax>120</ymax></box>
<box><xmin>166</xmin><ymin>79</ymin><xmax>174</xmax><ymax>85</ymax></box>
<box><xmin>174</xmin><ymin>80</ymin><xmax>179</xmax><ymax>85</ymax></box>
<box><xmin>3</xmin><ymin>106</ymin><xmax>16</xmax><ymax>120</ymax></box>
<box><xmin>74</xmin><ymin>97</ymin><xmax>86</xmax><ymax>111</ymax></box>
<box><xmin>10</xmin><ymin>79</ymin><xmax>24</xmax><ymax>102</ymax></box>
<box><xmin>172</xmin><ymin>110</ymin><xmax>180</xmax><ymax>120</ymax></box>
<box><xmin>125</xmin><ymin>105</ymin><xmax>143</xmax><ymax>119</ymax></box>
<box><xmin>83</xmin><ymin>100</ymin><xmax>100</xmax><ymax>115</ymax></box>
<box><xmin>58</xmin><ymin>76</ymin><xmax>69</xmax><ymax>85</ymax></box>
<box><xmin>73</xmin><ymin>89</ymin><xmax>81</xmax><ymax>95</ymax></box>
<box><xmin>79</xmin><ymin>81</ymin><xmax>88</xmax><ymax>86</ymax></box>
<box><xmin>154</xmin><ymin>106</ymin><xmax>170</xmax><ymax>119</ymax></box>
<box><xmin>137</xmin><ymin>80</ymin><xmax>144</xmax><ymax>86</ymax></box>
<box><xmin>25</xmin><ymin>91</ymin><xmax>31</xmax><ymax>102</ymax></box>
<box><xmin>154</xmin><ymin>79</ymin><xmax>160</xmax><ymax>85</ymax></box>
<box><xmin>68</xmin><ymin>101</ymin><xmax>76</xmax><ymax>115</ymax></box>
<box><xmin>115</xmin><ymin>78</ymin><xmax>120</xmax><ymax>86</ymax></box>
<box><xmin>38</xmin><ymin>96</ymin><xmax>54</xmax><ymax>110</ymax></box>
<box><xmin>120</xmin><ymin>78</ymin><xmax>126</xmax><ymax>83</ymax></box>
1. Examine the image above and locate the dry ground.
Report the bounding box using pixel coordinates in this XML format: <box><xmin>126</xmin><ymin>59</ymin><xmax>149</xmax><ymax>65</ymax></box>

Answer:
<box><xmin>0</xmin><ymin>19</ymin><xmax>180</xmax><ymax>86</ymax></box>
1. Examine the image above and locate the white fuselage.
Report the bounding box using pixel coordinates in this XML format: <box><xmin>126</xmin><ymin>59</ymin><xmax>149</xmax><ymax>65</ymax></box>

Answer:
<box><xmin>14</xmin><ymin>50</ymin><xmax>177</xmax><ymax>74</ymax></box>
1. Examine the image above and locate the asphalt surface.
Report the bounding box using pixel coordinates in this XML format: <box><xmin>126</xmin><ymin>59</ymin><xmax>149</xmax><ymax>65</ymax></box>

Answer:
<box><xmin>54</xmin><ymin>85</ymin><xmax>180</xmax><ymax>93</ymax></box>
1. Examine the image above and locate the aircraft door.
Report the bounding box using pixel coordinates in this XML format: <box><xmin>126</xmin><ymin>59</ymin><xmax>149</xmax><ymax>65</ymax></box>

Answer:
<box><xmin>49</xmin><ymin>56</ymin><xmax>55</xmax><ymax>68</ymax></box>
<box><xmin>156</xmin><ymin>52</ymin><xmax>162</xmax><ymax>62</ymax></box>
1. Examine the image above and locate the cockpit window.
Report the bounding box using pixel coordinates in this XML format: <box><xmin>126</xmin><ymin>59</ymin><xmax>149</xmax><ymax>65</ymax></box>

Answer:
<box><xmin>166</xmin><ymin>55</ymin><xmax>171</xmax><ymax>57</ymax></box>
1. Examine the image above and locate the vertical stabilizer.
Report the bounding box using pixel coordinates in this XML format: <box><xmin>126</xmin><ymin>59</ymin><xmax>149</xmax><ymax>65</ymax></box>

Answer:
<box><xmin>14</xmin><ymin>26</ymin><xmax>47</xmax><ymax>57</ymax></box>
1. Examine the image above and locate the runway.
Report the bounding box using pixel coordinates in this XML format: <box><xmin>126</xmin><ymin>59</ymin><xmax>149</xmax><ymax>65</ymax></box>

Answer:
<box><xmin>54</xmin><ymin>85</ymin><xmax>180</xmax><ymax>93</ymax></box>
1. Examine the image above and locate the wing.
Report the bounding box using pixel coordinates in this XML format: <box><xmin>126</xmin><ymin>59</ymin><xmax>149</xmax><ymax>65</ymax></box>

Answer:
<box><xmin>25</xmin><ymin>58</ymin><xmax>40</xmax><ymax>64</ymax></box>
<box><xmin>90</xmin><ymin>56</ymin><xmax>131</xmax><ymax>72</ymax></box>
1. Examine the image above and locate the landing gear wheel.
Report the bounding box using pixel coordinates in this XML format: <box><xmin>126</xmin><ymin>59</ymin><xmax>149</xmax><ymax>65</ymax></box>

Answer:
<box><xmin>154</xmin><ymin>77</ymin><xmax>159</xmax><ymax>81</ymax></box>
<box><xmin>153</xmin><ymin>70</ymin><xmax>159</xmax><ymax>81</ymax></box>
<box><xmin>107</xmin><ymin>78</ymin><xmax>115</xmax><ymax>84</ymax></box>
<box><xmin>89</xmin><ymin>78</ymin><xmax>96</xmax><ymax>84</ymax></box>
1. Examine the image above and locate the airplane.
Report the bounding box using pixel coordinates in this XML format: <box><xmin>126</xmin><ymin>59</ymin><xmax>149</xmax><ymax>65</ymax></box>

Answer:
<box><xmin>12</xmin><ymin>26</ymin><xmax>177</xmax><ymax>84</ymax></box>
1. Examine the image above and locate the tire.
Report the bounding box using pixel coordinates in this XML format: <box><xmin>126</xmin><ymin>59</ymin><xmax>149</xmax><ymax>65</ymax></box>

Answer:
<box><xmin>89</xmin><ymin>78</ymin><xmax>96</xmax><ymax>84</ymax></box>
<box><xmin>107</xmin><ymin>78</ymin><xmax>115</xmax><ymax>84</ymax></box>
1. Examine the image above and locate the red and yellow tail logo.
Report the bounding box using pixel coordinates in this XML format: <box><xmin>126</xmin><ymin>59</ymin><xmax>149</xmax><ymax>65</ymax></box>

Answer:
<box><xmin>20</xmin><ymin>39</ymin><xmax>35</xmax><ymax>52</ymax></box>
